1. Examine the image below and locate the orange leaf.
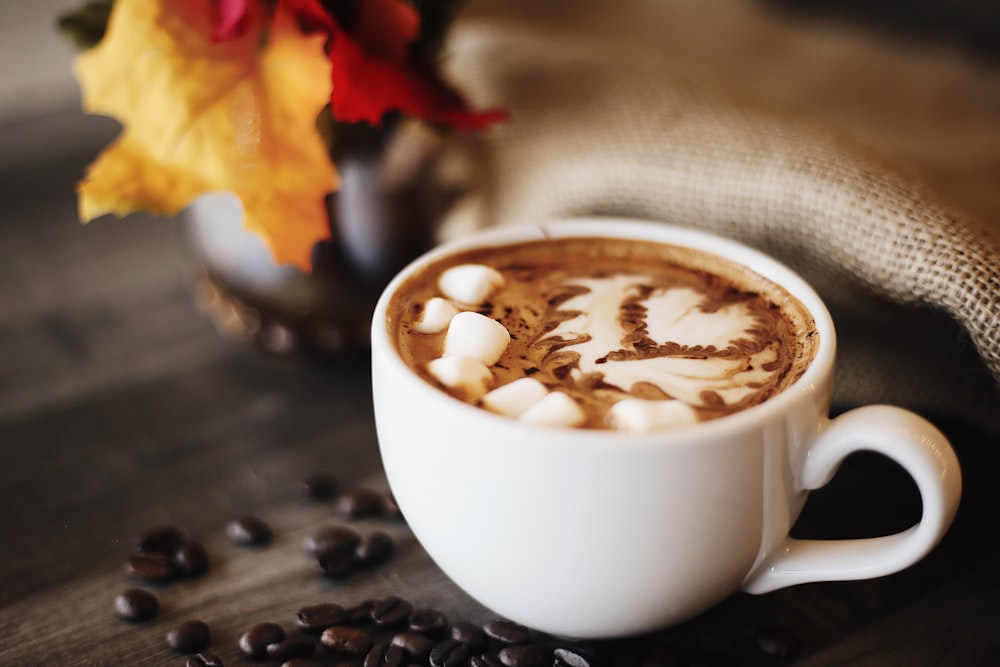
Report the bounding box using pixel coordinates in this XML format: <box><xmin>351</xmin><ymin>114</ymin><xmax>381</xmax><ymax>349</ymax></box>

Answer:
<box><xmin>75</xmin><ymin>0</ymin><xmax>338</xmax><ymax>270</ymax></box>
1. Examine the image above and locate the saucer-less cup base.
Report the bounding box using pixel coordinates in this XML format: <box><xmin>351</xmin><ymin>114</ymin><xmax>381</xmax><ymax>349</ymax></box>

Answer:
<box><xmin>371</xmin><ymin>219</ymin><xmax>962</xmax><ymax>639</ymax></box>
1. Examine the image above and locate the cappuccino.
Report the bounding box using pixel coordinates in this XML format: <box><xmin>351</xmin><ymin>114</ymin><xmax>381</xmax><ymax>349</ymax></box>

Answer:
<box><xmin>388</xmin><ymin>236</ymin><xmax>818</xmax><ymax>430</ymax></box>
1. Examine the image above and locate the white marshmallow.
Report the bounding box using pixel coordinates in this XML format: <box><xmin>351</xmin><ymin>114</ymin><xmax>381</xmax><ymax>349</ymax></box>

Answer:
<box><xmin>413</xmin><ymin>297</ymin><xmax>461</xmax><ymax>334</ymax></box>
<box><xmin>481</xmin><ymin>378</ymin><xmax>550</xmax><ymax>418</ymax></box>
<box><xmin>444</xmin><ymin>311</ymin><xmax>511</xmax><ymax>366</ymax></box>
<box><xmin>438</xmin><ymin>264</ymin><xmax>505</xmax><ymax>304</ymax></box>
<box><xmin>608</xmin><ymin>399</ymin><xmax>699</xmax><ymax>432</ymax></box>
<box><xmin>426</xmin><ymin>356</ymin><xmax>493</xmax><ymax>400</ymax></box>
<box><xmin>519</xmin><ymin>392</ymin><xmax>585</xmax><ymax>428</ymax></box>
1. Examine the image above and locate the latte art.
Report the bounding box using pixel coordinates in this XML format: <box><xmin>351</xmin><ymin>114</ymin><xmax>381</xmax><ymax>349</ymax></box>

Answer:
<box><xmin>390</xmin><ymin>236</ymin><xmax>818</xmax><ymax>430</ymax></box>
<box><xmin>545</xmin><ymin>277</ymin><xmax>784</xmax><ymax>409</ymax></box>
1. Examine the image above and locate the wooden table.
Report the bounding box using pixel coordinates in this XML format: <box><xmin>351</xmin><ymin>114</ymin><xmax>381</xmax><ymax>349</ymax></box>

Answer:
<box><xmin>3</xmin><ymin>1</ymin><xmax>1000</xmax><ymax>662</ymax></box>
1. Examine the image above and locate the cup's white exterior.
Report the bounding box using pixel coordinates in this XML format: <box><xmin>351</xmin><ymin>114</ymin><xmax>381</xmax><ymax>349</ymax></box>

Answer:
<box><xmin>371</xmin><ymin>219</ymin><xmax>961</xmax><ymax>638</ymax></box>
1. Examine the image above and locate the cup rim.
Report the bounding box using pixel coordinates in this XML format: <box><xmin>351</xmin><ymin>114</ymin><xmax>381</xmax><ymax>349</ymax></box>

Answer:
<box><xmin>372</xmin><ymin>217</ymin><xmax>836</xmax><ymax>445</ymax></box>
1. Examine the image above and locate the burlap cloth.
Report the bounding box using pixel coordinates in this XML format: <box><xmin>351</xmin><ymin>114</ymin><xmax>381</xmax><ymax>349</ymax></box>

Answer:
<box><xmin>436</xmin><ymin>2</ymin><xmax>1000</xmax><ymax>434</ymax></box>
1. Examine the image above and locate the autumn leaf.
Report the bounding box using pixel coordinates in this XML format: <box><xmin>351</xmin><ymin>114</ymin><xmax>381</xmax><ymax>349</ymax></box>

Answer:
<box><xmin>282</xmin><ymin>0</ymin><xmax>508</xmax><ymax>129</ymax></box>
<box><xmin>75</xmin><ymin>0</ymin><xmax>338</xmax><ymax>270</ymax></box>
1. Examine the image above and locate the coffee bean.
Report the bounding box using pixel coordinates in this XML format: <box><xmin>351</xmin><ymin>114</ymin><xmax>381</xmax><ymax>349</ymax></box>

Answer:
<box><xmin>754</xmin><ymin>626</ymin><xmax>800</xmax><ymax>659</ymax></box>
<box><xmin>114</xmin><ymin>588</ymin><xmax>159</xmax><ymax>622</ymax></box>
<box><xmin>346</xmin><ymin>600</ymin><xmax>376</xmax><ymax>624</ymax></box>
<box><xmin>321</xmin><ymin>625</ymin><xmax>374</xmax><ymax>656</ymax></box>
<box><xmin>430</xmin><ymin>639</ymin><xmax>473</xmax><ymax>667</ymax></box>
<box><xmin>408</xmin><ymin>608</ymin><xmax>448</xmax><ymax>638</ymax></box>
<box><xmin>553</xmin><ymin>646</ymin><xmax>602</xmax><ymax>667</ymax></box>
<box><xmin>483</xmin><ymin>619</ymin><xmax>531</xmax><ymax>645</ymax></box>
<box><xmin>172</xmin><ymin>541</ymin><xmax>210</xmax><ymax>577</ymax></box>
<box><xmin>302</xmin><ymin>472</ymin><xmax>338</xmax><ymax>501</ymax></box>
<box><xmin>227</xmin><ymin>516</ymin><xmax>273</xmax><ymax>546</ymax></box>
<box><xmin>137</xmin><ymin>525</ymin><xmax>185</xmax><ymax>554</ymax></box>
<box><xmin>471</xmin><ymin>655</ymin><xmax>505</xmax><ymax>667</ymax></box>
<box><xmin>448</xmin><ymin>621</ymin><xmax>488</xmax><ymax>652</ymax></box>
<box><xmin>186</xmin><ymin>652</ymin><xmax>224</xmax><ymax>667</ymax></box>
<box><xmin>267</xmin><ymin>638</ymin><xmax>316</xmax><ymax>660</ymax></box>
<box><xmin>371</xmin><ymin>596</ymin><xmax>412</xmax><ymax>627</ymax></box>
<box><xmin>304</xmin><ymin>525</ymin><xmax>362</xmax><ymax>558</ymax></box>
<box><xmin>296</xmin><ymin>602</ymin><xmax>347</xmax><ymax>633</ymax></box>
<box><xmin>239</xmin><ymin>622</ymin><xmax>285</xmax><ymax>658</ymax></box>
<box><xmin>124</xmin><ymin>553</ymin><xmax>174</xmax><ymax>582</ymax></box>
<box><xmin>391</xmin><ymin>631</ymin><xmax>436</xmax><ymax>662</ymax></box>
<box><xmin>382</xmin><ymin>493</ymin><xmax>403</xmax><ymax>520</ymax></box>
<box><xmin>336</xmin><ymin>488</ymin><xmax>386</xmax><ymax>518</ymax></box>
<box><xmin>317</xmin><ymin>550</ymin><xmax>356</xmax><ymax>579</ymax></box>
<box><xmin>354</xmin><ymin>531</ymin><xmax>395</xmax><ymax>567</ymax></box>
<box><xmin>280</xmin><ymin>659</ymin><xmax>326</xmax><ymax>667</ymax></box>
<box><xmin>167</xmin><ymin>620</ymin><xmax>211</xmax><ymax>653</ymax></box>
<box><xmin>365</xmin><ymin>642</ymin><xmax>407</xmax><ymax>667</ymax></box>
<box><xmin>497</xmin><ymin>643</ymin><xmax>549</xmax><ymax>667</ymax></box>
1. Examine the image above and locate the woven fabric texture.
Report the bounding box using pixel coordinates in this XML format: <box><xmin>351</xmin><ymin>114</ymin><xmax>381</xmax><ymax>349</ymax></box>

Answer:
<box><xmin>442</xmin><ymin>12</ymin><xmax>1000</xmax><ymax>430</ymax></box>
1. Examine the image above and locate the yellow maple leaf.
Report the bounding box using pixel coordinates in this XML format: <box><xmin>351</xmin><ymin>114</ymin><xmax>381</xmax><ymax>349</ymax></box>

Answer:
<box><xmin>75</xmin><ymin>0</ymin><xmax>338</xmax><ymax>270</ymax></box>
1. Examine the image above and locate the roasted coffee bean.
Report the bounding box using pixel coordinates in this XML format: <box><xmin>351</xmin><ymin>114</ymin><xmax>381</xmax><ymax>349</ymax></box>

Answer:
<box><xmin>321</xmin><ymin>625</ymin><xmax>374</xmax><ymax>656</ymax></box>
<box><xmin>296</xmin><ymin>602</ymin><xmax>347</xmax><ymax>633</ymax></box>
<box><xmin>382</xmin><ymin>493</ymin><xmax>403</xmax><ymax>520</ymax></box>
<box><xmin>239</xmin><ymin>622</ymin><xmax>285</xmax><ymax>658</ymax></box>
<box><xmin>448</xmin><ymin>621</ymin><xmax>488</xmax><ymax>652</ymax></box>
<box><xmin>354</xmin><ymin>531</ymin><xmax>395</xmax><ymax>567</ymax></box>
<box><xmin>280</xmin><ymin>659</ymin><xmax>326</xmax><ymax>667</ymax></box>
<box><xmin>553</xmin><ymin>647</ymin><xmax>601</xmax><ymax>667</ymax></box>
<box><xmin>430</xmin><ymin>639</ymin><xmax>473</xmax><ymax>667</ymax></box>
<box><xmin>186</xmin><ymin>652</ymin><xmax>224</xmax><ymax>667</ymax></box>
<box><xmin>483</xmin><ymin>620</ymin><xmax>531</xmax><ymax>645</ymax></box>
<box><xmin>114</xmin><ymin>588</ymin><xmax>159</xmax><ymax>622</ymax></box>
<box><xmin>167</xmin><ymin>620</ymin><xmax>211</xmax><ymax>653</ymax></box>
<box><xmin>371</xmin><ymin>596</ymin><xmax>412</xmax><ymax>627</ymax></box>
<box><xmin>172</xmin><ymin>541</ymin><xmax>210</xmax><ymax>577</ymax></box>
<box><xmin>137</xmin><ymin>525</ymin><xmax>185</xmax><ymax>554</ymax></box>
<box><xmin>227</xmin><ymin>516</ymin><xmax>273</xmax><ymax>546</ymax></box>
<box><xmin>497</xmin><ymin>643</ymin><xmax>549</xmax><ymax>667</ymax></box>
<box><xmin>302</xmin><ymin>472</ymin><xmax>338</xmax><ymax>501</ymax></box>
<box><xmin>267</xmin><ymin>638</ymin><xmax>316</xmax><ymax>661</ymax></box>
<box><xmin>317</xmin><ymin>550</ymin><xmax>355</xmax><ymax>579</ymax></box>
<box><xmin>471</xmin><ymin>655</ymin><xmax>505</xmax><ymax>667</ymax></box>
<box><xmin>754</xmin><ymin>626</ymin><xmax>800</xmax><ymax>659</ymax></box>
<box><xmin>346</xmin><ymin>599</ymin><xmax>376</xmax><ymax>624</ymax></box>
<box><xmin>304</xmin><ymin>525</ymin><xmax>362</xmax><ymax>558</ymax></box>
<box><xmin>391</xmin><ymin>631</ymin><xmax>436</xmax><ymax>662</ymax></box>
<box><xmin>365</xmin><ymin>642</ymin><xmax>407</xmax><ymax>667</ymax></box>
<box><xmin>336</xmin><ymin>488</ymin><xmax>386</xmax><ymax>518</ymax></box>
<box><xmin>124</xmin><ymin>553</ymin><xmax>174</xmax><ymax>582</ymax></box>
<box><xmin>408</xmin><ymin>608</ymin><xmax>448</xmax><ymax>638</ymax></box>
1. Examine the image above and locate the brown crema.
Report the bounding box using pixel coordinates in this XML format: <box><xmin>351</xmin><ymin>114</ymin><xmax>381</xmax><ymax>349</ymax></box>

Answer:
<box><xmin>389</xmin><ymin>236</ymin><xmax>819</xmax><ymax>429</ymax></box>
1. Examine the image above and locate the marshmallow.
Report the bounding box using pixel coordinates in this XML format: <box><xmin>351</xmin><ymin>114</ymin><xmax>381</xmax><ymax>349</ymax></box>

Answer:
<box><xmin>608</xmin><ymin>399</ymin><xmax>699</xmax><ymax>432</ymax></box>
<box><xmin>413</xmin><ymin>297</ymin><xmax>461</xmax><ymax>334</ymax></box>
<box><xmin>519</xmin><ymin>392</ymin><xmax>585</xmax><ymax>428</ymax></box>
<box><xmin>481</xmin><ymin>378</ymin><xmax>550</xmax><ymax>418</ymax></box>
<box><xmin>426</xmin><ymin>356</ymin><xmax>493</xmax><ymax>400</ymax></box>
<box><xmin>438</xmin><ymin>264</ymin><xmax>505</xmax><ymax>304</ymax></box>
<box><xmin>444</xmin><ymin>311</ymin><xmax>511</xmax><ymax>366</ymax></box>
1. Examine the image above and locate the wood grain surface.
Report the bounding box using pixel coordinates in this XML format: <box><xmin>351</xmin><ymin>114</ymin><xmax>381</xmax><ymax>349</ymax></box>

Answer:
<box><xmin>3</xmin><ymin>1</ymin><xmax>1000</xmax><ymax>663</ymax></box>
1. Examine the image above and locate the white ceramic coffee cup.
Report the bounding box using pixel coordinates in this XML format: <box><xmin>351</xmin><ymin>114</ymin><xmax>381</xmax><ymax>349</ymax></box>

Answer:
<box><xmin>371</xmin><ymin>218</ymin><xmax>962</xmax><ymax>639</ymax></box>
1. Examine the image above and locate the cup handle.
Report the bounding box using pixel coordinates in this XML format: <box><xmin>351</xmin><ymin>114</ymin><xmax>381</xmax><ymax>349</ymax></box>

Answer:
<box><xmin>744</xmin><ymin>405</ymin><xmax>962</xmax><ymax>594</ymax></box>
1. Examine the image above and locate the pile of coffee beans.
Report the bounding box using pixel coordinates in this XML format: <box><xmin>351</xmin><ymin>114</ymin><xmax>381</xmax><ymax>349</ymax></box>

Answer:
<box><xmin>219</xmin><ymin>594</ymin><xmax>608</xmax><ymax>667</ymax></box>
<box><xmin>126</xmin><ymin>525</ymin><xmax>211</xmax><ymax>584</ymax></box>
<box><xmin>109</xmin><ymin>472</ymin><xmax>801</xmax><ymax>666</ymax></box>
